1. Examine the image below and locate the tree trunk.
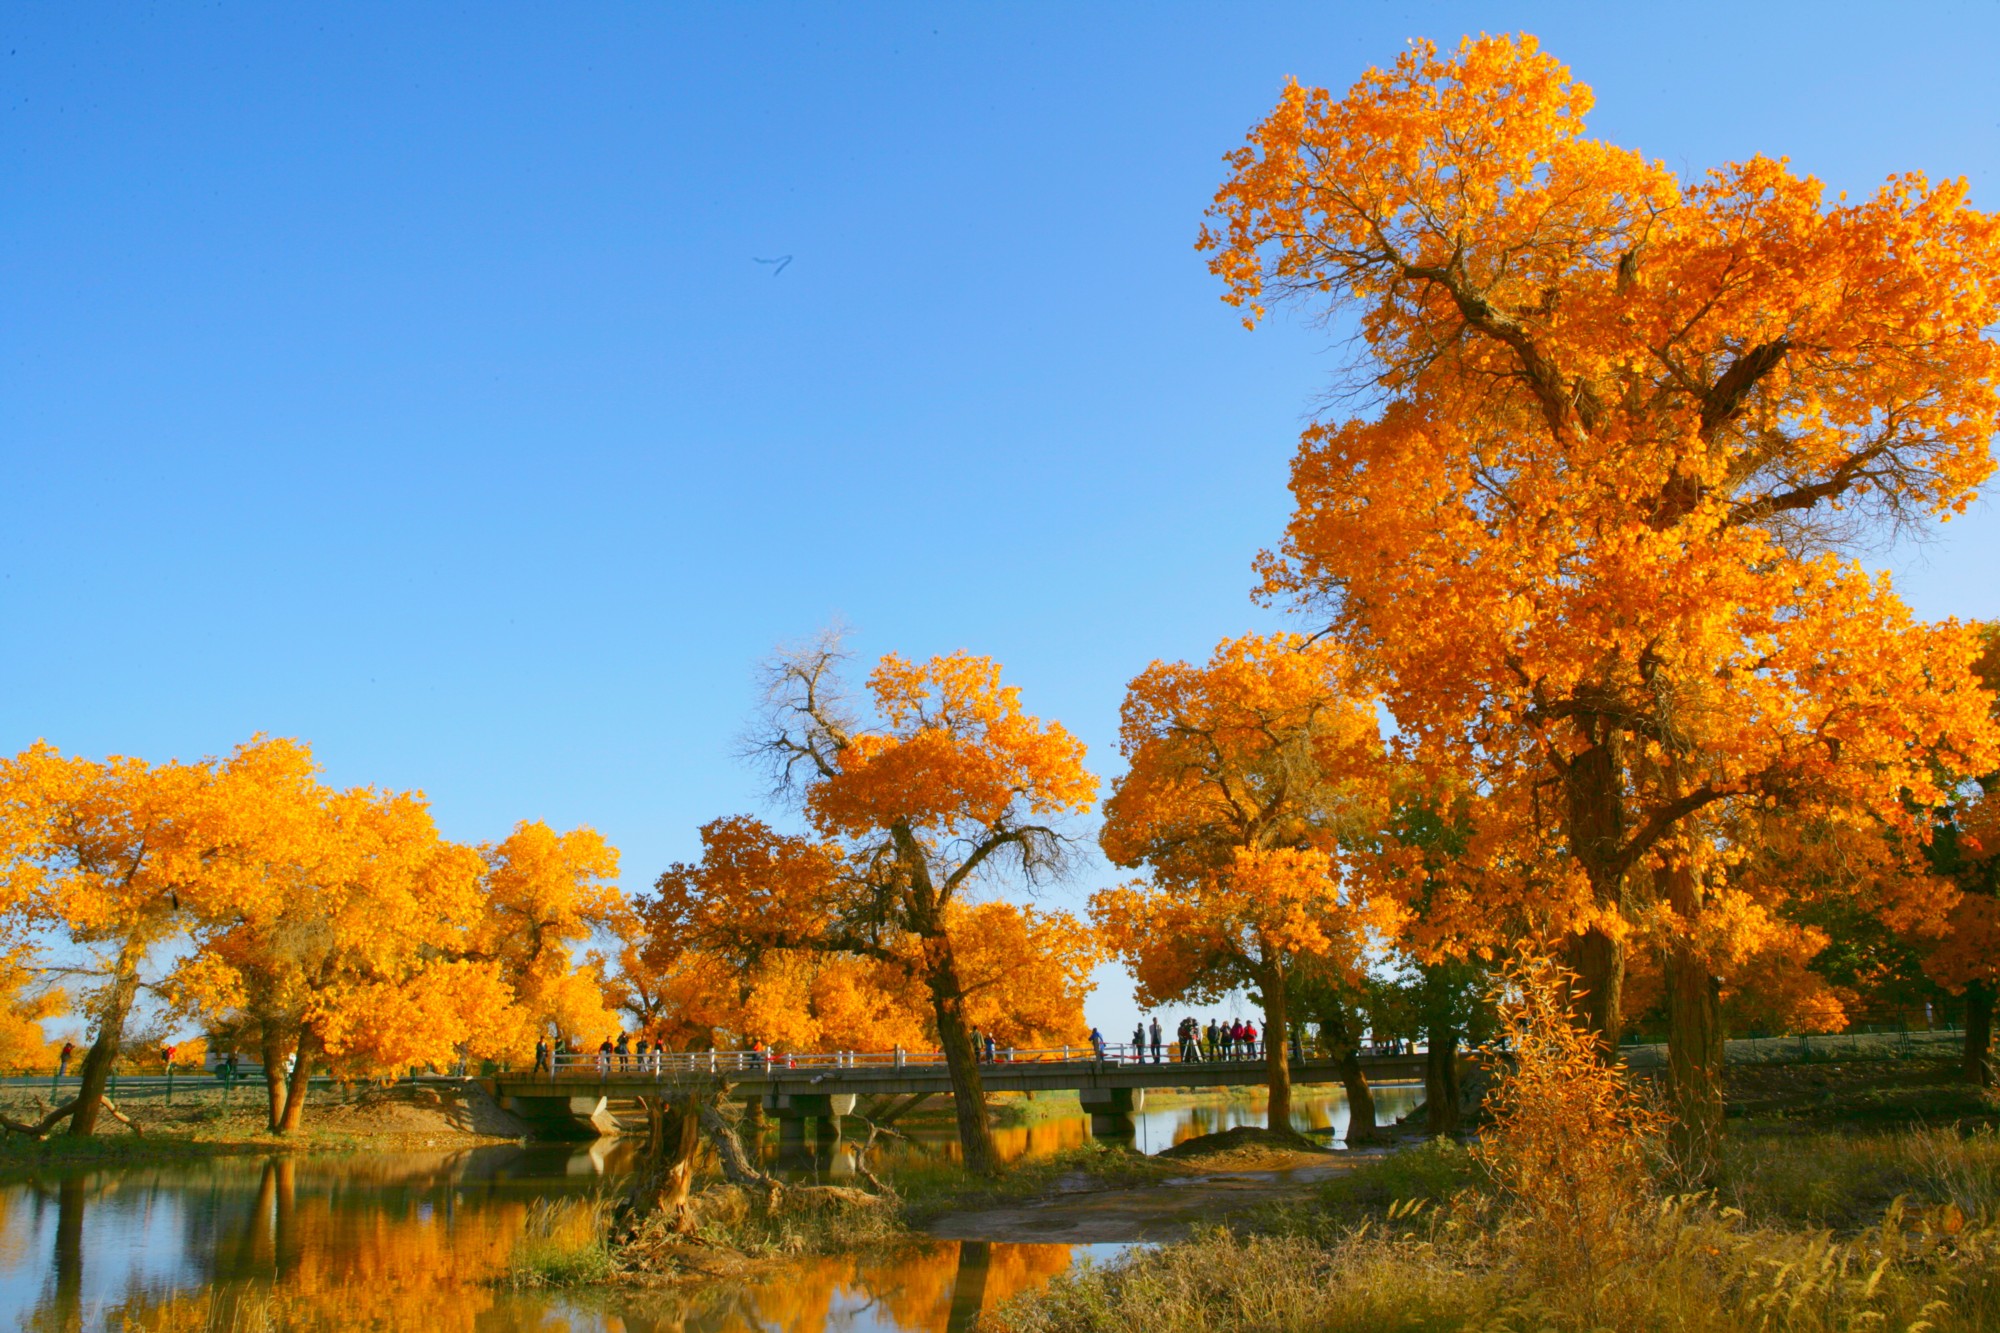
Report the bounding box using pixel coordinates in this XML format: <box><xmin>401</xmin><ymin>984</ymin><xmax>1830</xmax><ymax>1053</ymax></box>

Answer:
<box><xmin>1965</xmin><ymin>980</ymin><xmax>1995</xmax><ymax>1087</ymax></box>
<box><xmin>1424</xmin><ymin>1023</ymin><xmax>1460</xmax><ymax>1136</ymax></box>
<box><xmin>68</xmin><ymin>964</ymin><xmax>141</xmax><ymax>1137</ymax></box>
<box><xmin>1337</xmin><ymin>1046</ymin><xmax>1379</xmax><ymax>1145</ymax></box>
<box><xmin>261</xmin><ymin>1026</ymin><xmax>290</xmax><ymax>1132</ymax></box>
<box><xmin>275</xmin><ymin>1028</ymin><xmax>319</xmax><ymax>1134</ymax></box>
<box><xmin>697</xmin><ymin>1098</ymin><xmax>780</xmax><ymax>1194</ymax></box>
<box><xmin>1663</xmin><ymin>863</ymin><xmax>1724</xmax><ymax>1186</ymax></box>
<box><xmin>1318</xmin><ymin>998</ymin><xmax>1379</xmax><ymax>1145</ymax></box>
<box><xmin>1565</xmin><ymin>925</ymin><xmax>1625</xmax><ymax>1055</ymax></box>
<box><xmin>625</xmin><ymin>1096</ymin><xmax>702</xmax><ymax>1234</ymax></box>
<box><xmin>1261</xmin><ymin>965</ymin><xmax>1293</xmax><ymax>1133</ymax></box>
<box><xmin>928</xmin><ymin>957</ymin><xmax>997</xmax><ymax>1176</ymax></box>
<box><xmin>1563</xmin><ymin>733</ymin><xmax>1629</xmax><ymax>1053</ymax></box>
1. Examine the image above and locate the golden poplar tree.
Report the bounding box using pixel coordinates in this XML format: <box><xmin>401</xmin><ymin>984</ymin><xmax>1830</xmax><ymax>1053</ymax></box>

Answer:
<box><xmin>1202</xmin><ymin>34</ymin><xmax>2000</xmax><ymax>1169</ymax></box>
<box><xmin>0</xmin><ymin>737</ymin><xmax>310</xmax><ymax>1134</ymax></box>
<box><xmin>1092</xmin><ymin>632</ymin><xmax>1395</xmax><ymax>1129</ymax></box>
<box><xmin>649</xmin><ymin>637</ymin><xmax>1098</xmax><ymax>1174</ymax></box>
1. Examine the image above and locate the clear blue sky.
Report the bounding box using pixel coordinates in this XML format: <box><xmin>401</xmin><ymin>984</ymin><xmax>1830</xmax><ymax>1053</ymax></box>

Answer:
<box><xmin>5</xmin><ymin>4</ymin><xmax>1997</xmax><ymax>1038</ymax></box>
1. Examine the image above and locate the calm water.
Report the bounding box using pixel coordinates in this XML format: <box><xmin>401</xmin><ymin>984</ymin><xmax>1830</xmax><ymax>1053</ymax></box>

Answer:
<box><xmin>0</xmin><ymin>1085</ymin><xmax>1419</xmax><ymax>1331</ymax></box>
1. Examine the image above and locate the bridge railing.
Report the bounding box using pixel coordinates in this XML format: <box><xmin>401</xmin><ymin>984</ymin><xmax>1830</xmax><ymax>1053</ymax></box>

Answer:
<box><xmin>535</xmin><ymin>1039</ymin><xmax>1386</xmax><ymax>1079</ymax></box>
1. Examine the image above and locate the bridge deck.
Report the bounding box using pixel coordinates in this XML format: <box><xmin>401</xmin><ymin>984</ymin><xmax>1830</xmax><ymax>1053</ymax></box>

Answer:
<box><xmin>495</xmin><ymin>1052</ymin><xmax>1428</xmax><ymax>1103</ymax></box>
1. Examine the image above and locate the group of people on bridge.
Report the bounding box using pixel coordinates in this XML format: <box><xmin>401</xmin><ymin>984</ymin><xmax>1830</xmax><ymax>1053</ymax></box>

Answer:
<box><xmin>1087</xmin><ymin>1014</ymin><xmax>1301</xmax><ymax>1064</ymax></box>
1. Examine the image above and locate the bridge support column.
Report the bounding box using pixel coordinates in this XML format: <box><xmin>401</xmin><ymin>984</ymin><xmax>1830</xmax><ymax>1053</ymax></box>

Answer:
<box><xmin>499</xmin><ymin>1094</ymin><xmax>622</xmax><ymax>1140</ymax></box>
<box><xmin>1079</xmin><ymin>1086</ymin><xmax>1144</xmax><ymax>1141</ymax></box>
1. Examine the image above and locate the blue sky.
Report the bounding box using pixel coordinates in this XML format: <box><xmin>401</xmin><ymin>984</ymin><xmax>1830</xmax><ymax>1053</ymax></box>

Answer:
<box><xmin>5</xmin><ymin>4</ymin><xmax>1997</xmax><ymax>1038</ymax></box>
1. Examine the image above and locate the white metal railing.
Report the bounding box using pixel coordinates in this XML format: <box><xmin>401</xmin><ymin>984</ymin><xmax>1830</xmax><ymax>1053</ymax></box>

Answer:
<box><xmin>531</xmin><ymin>1040</ymin><xmax>1388</xmax><ymax>1079</ymax></box>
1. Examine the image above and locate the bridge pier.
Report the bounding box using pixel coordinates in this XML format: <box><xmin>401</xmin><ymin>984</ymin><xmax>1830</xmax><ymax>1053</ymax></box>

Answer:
<box><xmin>1079</xmin><ymin>1086</ymin><xmax>1145</xmax><ymax>1140</ymax></box>
<box><xmin>764</xmin><ymin>1091</ymin><xmax>856</xmax><ymax>1154</ymax></box>
<box><xmin>499</xmin><ymin>1093</ymin><xmax>622</xmax><ymax>1140</ymax></box>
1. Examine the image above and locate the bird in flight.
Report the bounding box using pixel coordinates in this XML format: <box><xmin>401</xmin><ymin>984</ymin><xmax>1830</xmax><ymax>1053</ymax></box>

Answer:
<box><xmin>754</xmin><ymin>255</ymin><xmax>793</xmax><ymax>276</ymax></box>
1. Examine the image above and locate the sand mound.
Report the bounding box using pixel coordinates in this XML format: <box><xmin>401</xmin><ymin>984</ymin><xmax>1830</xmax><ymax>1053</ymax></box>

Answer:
<box><xmin>311</xmin><ymin>1082</ymin><xmax>528</xmax><ymax>1139</ymax></box>
<box><xmin>1157</xmin><ymin>1125</ymin><xmax>1331</xmax><ymax>1167</ymax></box>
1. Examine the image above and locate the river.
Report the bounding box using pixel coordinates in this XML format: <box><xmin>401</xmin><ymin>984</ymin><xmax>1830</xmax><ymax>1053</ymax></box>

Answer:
<box><xmin>0</xmin><ymin>1084</ymin><xmax>1420</xmax><ymax>1331</ymax></box>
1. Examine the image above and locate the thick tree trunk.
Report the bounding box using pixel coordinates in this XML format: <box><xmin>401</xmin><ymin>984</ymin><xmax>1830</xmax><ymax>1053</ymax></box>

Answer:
<box><xmin>1424</xmin><ymin>1023</ymin><xmax>1461</xmax><ymax>1136</ymax></box>
<box><xmin>1563</xmin><ymin>734</ymin><xmax>1629</xmax><ymax>1053</ymax></box>
<box><xmin>1337</xmin><ymin>1047</ymin><xmax>1379</xmax><ymax>1145</ymax></box>
<box><xmin>276</xmin><ymin>1028</ymin><xmax>319</xmax><ymax>1134</ymax></box>
<box><xmin>625</xmin><ymin>1096</ymin><xmax>703</xmax><ymax>1234</ymax></box>
<box><xmin>1261</xmin><ymin>967</ymin><xmax>1293</xmax><ymax>1133</ymax></box>
<box><xmin>1664</xmin><ymin>863</ymin><xmax>1724</xmax><ymax>1186</ymax></box>
<box><xmin>1965</xmin><ymin>981</ymin><xmax>1995</xmax><ymax>1087</ymax></box>
<box><xmin>1565</xmin><ymin>926</ymin><xmax>1625</xmax><ymax>1053</ymax></box>
<box><xmin>928</xmin><ymin>957</ymin><xmax>997</xmax><ymax>1176</ymax></box>
<box><xmin>262</xmin><ymin>1027</ymin><xmax>290</xmax><ymax>1132</ymax></box>
<box><xmin>1319</xmin><ymin>999</ymin><xmax>1379</xmax><ymax>1145</ymax></box>
<box><xmin>68</xmin><ymin>965</ymin><xmax>141</xmax><ymax>1137</ymax></box>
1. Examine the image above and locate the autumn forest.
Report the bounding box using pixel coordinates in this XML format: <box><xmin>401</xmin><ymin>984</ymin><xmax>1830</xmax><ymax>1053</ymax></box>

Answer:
<box><xmin>7</xmin><ymin>30</ymin><xmax>2000</xmax><ymax>1269</ymax></box>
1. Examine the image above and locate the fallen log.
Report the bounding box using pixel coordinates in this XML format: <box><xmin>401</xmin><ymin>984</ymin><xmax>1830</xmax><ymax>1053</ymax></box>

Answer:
<box><xmin>0</xmin><ymin>1098</ymin><xmax>79</xmax><ymax>1139</ymax></box>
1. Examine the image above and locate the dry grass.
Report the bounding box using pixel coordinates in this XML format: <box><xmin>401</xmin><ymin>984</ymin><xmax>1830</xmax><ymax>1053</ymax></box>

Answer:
<box><xmin>506</xmin><ymin>1194</ymin><xmax>617</xmax><ymax>1287</ymax></box>
<box><xmin>994</xmin><ymin>1194</ymin><xmax>2000</xmax><ymax>1333</ymax></box>
<box><xmin>996</xmin><ymin>966</ymin><xmax>2000</xmax><ymax>1333</ymax></box>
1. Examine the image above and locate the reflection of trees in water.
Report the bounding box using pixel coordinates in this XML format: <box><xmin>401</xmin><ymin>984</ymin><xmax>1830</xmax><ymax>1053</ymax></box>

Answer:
<box><xmin>613</xmin><ymin>1240</ymin><xmax>1075</xmax><ymax>1333</ymax></box>
<box><xmin>10</xmin><ymin>1153</ymin><xmax>1081</xmax><ymax>1333</ymax></box>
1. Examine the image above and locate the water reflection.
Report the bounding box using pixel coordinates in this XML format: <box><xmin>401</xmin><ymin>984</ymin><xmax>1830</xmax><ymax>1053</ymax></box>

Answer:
<box><xmin>0</xmin><ymin>1087</ymin><xmax>1406</xmax><ymax>1331</ymax></box>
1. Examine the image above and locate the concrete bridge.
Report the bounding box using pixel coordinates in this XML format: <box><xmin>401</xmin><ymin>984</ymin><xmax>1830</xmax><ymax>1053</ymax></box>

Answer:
<box><xmin>491</xmin><ymin>1045</ymin><xmax>1432</xmax><ymax>1143</ymax></box>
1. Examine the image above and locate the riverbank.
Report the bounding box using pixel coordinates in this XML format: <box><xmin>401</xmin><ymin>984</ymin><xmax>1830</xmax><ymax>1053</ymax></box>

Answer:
<box><xmin>511</xmin><ymin>1127</ymin><xmax>1348</xmax><ymax>1292</ymax></box>
<box><xmin>0</xmin><ymin>1081</ymin><xmax>527</xmax><ymax>1173</ymax></box>
<box><xmin>989</xmin><ymin>1064</ymin><xmax>2000</xmax><ymax>1333</ymax></box>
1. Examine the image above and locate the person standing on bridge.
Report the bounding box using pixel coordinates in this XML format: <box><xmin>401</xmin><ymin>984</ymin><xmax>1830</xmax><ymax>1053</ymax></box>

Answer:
<box><xmin>1090</xmin><ymin>1027</ymin><xmax>1105</xmax><ymax>1062</ymax></box>
<box><xmin>1244</xmin><ymin>1019</ymin><xmax>1260</xmax><ymax>1061</ymax></box>
<box><xmin>533</xmin><ymin>1037</ymin><xmax>550</xmax><ymax>1078</ymax></box>
<box><xmin>1149</xmin><ymin>1016</ymin><xmax>1163</xmax><ymax>1064</ymax></box>
<box><xmin>984</xmin><ymin>1031</ymin><xmax>997</xmax><ymax>1063</ymax></box>
<box><xmin>1130</xmin><ymin>1023</ymin><xmax>1144</xmax><ymax>1064</ymax></box>
<box><xmin>971</xmin><ymin>1027</ymin><xmax>985</xmax><ymax>1063</ymax></box>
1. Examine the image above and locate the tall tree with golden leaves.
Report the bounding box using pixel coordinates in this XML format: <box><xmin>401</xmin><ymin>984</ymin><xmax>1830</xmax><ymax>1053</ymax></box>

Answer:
<box><xmin>172</xmin><ymin>772</ymin><xmax>514</xmax><ymax>1131</ymax></box>
<box><xmin>471</xmin><ymin>820</ymin><xmax>627</xmax><ymax>1047</ymax></box>
<box><xmin>1092</xmin><ymin>632</ymin><xmax>1396</xmax><ymax>1130</ymax></box>
<box><xmin>0</xmin><ymin>736</ymin><xmax>315</xmax><ymax>1134</ymax></box>
<box><xmin>650</xmin><ymin>637</ymin><xmax>1098</xmax><ymax>1174</ymax></box>
<box><xmin>1203</xmin><ymin>34</ymin><xmax>2000</xmax><ymax>1171</ymax></box>
<box><xmin>1923</xmin><ymin>623</ymin><xmax>2000</xmax><ymax>1084</ymax></box>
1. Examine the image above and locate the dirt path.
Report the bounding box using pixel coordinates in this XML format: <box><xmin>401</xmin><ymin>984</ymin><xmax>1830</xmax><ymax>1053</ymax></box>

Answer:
<box><xmin>924</xmin><ymin>1158</ymin><xmax>1366</xmax><ymax>1244</ymax></box>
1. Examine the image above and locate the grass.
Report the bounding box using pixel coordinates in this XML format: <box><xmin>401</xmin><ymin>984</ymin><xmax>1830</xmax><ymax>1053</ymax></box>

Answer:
<box><xmin>507</xmin><ymin>1195</ymin><xmax>618</xmax><ymax>1287</ymax></box>
<box><xmin>992</xmin><ymin>1109</ymin><xmax>2000</xmax><ymax>1332</ymax></box>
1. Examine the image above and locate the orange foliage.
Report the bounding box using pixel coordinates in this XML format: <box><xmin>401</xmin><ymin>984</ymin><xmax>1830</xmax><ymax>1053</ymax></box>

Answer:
<box><xmin>1481</xmin><ymin>957</ymin><xmax>1663</xmax><ymax>1273</ymax></box>
<box><xmin>1203</xmin><ymin>35</ymin><xmax>2000</xmax><ymax>1039</ymax></box>
<box><xmin>166</xmin><ymin>754</ymin><xmax>527</xmax><ymax>1100</ymax></box>
<box><xmin>1924</xmin><ymin>623</ymin><xmax>2000</xmax><ymax>997</ymax></box>
<box><xmin>0</xmin><ymin>736</ymin><xmax>327</xmax><ymax>1127</ymax></box>
<box><xmin>0</xmin><ymin>944</ymin><xmax>61</xmax><ymax>1073</ymax></box>
<box><xmin>1093</xmin><ymin>633</ymin><xmax>1395</xmax><ymax>1001</ymax></box>
<box><xmin>649</xmin><ymin>641</ymin><xmax>1099</xmax><ymax>1171</ymax></box>
<box><xmin>470</xmin><ymin>819</ymin><xmax>627</xmax><ymax>1044</ymax></box>
<box><xmin>1093</xmin><ymin>633</ymin><xmax>1395</xmax><ymax>1121</ymax></box>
